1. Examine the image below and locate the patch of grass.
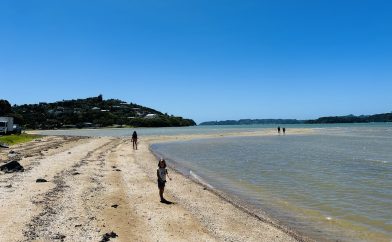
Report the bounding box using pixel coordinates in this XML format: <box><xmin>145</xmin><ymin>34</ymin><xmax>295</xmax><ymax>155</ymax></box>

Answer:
<box><xmin>0</xmin><ymin>134</ymin><xmax>41</xmax><ymax>146</ymax></box>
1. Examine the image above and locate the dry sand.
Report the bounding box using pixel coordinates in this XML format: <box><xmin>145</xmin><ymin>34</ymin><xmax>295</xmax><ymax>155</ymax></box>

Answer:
<box><xmin>0</xmin><ymin>129</ymin><xmax>314</xmax><ymax>242</ymax></box>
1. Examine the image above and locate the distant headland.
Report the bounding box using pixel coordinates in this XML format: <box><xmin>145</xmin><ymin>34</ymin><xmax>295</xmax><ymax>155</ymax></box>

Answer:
<box><xmin>200</xmin><ymin>112</ymin><xmax>392</xmax><ymax>126</ymax></box>
<box><xmin>0</xmin><ymin>95</ymin><xmax>196</xmax><ymax>129</ymax></box>
<box><xmin>199</xmin><ymin>119</ymin><xmax>303</xmax><ymax>126</ymax></box>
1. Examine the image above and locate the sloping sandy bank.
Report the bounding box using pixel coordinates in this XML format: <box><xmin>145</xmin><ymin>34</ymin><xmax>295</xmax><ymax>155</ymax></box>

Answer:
<box><xmin>0</xmin><ymin>130</ymin><xmax>312</xmax><ymax>241</ymax></box>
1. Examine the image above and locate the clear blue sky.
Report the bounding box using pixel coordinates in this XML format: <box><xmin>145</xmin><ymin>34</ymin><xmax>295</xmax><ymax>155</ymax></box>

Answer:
<box><xmin>1</xmin><ymin>0</ymin><xmax>391</xmax><ymax>123</ymax></box>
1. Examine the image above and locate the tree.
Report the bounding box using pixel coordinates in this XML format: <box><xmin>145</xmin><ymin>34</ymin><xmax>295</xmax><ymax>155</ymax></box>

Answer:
<box><xmin>0</xmin><ymin>99</ymin><xmax>12</xmax><ymax>115</ymax></box>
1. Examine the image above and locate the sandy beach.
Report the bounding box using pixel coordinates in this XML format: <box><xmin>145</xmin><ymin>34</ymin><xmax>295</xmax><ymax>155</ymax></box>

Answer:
<box><xmin>0</xmin><ymin>130</ymin><xmax>313</xmax><ymax>242</ymax></box>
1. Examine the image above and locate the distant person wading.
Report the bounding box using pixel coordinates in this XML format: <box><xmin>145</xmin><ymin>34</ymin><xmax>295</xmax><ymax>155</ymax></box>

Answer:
<box><xmin>132</xmin><ymin>131</ymin><xmax>138</xmax><ymax>150</ymax></box>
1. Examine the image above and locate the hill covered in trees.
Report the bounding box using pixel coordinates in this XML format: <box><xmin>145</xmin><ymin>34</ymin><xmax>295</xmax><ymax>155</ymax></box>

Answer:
<box><xmin>305</xmin><ymin>113</ymin><xmax>392</xmax><ymax>124</ymax></box>
<box><xmin>2</xmin><ymin>95</ymin><xmax>195</xmax><ymax>129</ymax></box>
<box><xmin>200</xmin><ymin>119</ymin><xmax>303</xmax><ymax>125</ymax></box>
<box><xmin>200</xmin><ymin>112</ymin><xmax>392</xmax><ymax>126</ymax></box>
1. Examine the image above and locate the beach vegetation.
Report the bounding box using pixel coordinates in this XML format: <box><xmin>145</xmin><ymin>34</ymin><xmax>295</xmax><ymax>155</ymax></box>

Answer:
<box><xmin>0</xmin><ymin>134</ymin><xmax>41</xmax><ymax>145</ymax></box>
<box><xmin>0</xmin><ymin>99</ymin><xmax>12</xmax><ymax>115</ymax></box>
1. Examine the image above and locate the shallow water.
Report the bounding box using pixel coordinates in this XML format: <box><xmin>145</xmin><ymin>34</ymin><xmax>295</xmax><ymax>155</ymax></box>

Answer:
<box><xmin>36</xmin><ymin>123</ymin><xmax>392</xmax><ymax>241</ymax></box>
<box><xmin>151</xmin><ymin>126</ymin><xmax>392</xmax><ymax>241</ymax></box>
<box><xmin>33</xmin><ymin>122</ymin><xmax>391</xmax><ymax>137</ymax></box>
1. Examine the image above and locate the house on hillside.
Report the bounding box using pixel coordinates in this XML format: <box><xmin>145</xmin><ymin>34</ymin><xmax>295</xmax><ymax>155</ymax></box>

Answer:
<box><xmin>145</xmin><ymin>114</ymin><xmax>158</xmax><ymax>119</ymax></box>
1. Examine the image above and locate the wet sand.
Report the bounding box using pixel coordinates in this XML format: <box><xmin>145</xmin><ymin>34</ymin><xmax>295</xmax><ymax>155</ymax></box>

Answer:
<box><xmin>0</xmin><ymin>129</ymin><xmax>313</xmax><ymax>241</ymax></box>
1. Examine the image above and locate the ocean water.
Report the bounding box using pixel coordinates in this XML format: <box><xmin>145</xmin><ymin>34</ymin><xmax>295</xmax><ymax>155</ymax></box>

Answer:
<box><xmin>35</xmin><ymin>123</ymin><xmax>392</xmax><ymax>240</ymax></box>
<box><xmin>34</xmin><ymin>122</ymin><xmax>390</xmax><ymax>137</ymax></box>
<box><xmin>33</xmin><ymin>124</ymin><xmax>270</xmax><ymax>137</ymax></box>
<box><xmin>151</xmin><ymin>125</ymin><xmax>392</xmax><ymax>241</ymax></box>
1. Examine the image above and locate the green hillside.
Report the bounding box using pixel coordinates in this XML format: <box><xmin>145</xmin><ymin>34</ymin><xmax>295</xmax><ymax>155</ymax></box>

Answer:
<box><xmin>305</xmin><ymin>113</ymin><xmax>392</xmax><ymax>124</ymax></box>
<box><xmin>4</xmin><ymin>95</ymin><xmax>195</xmax><ymax>129</ymax></box>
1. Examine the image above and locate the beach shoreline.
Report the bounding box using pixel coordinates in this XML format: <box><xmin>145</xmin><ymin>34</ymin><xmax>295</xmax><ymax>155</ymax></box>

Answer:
<box><xmin>145</xmin><ymin>131</ymin><xmax>315</xmax><ymax>242</ymax></box>
<box><xmin>149</xmin><ymin>145</ymin><xmax>309</xmax><ymax>242</ymax></box>
<box><xmin>0</xmin><ymin>129</ymin><xmax>315</xmax><ymax>241</ymax></box>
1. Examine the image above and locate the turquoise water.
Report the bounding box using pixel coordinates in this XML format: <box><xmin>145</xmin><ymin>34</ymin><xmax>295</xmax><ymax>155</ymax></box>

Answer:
<box><xmin>151</xmin><ymin>125</ymin><xmax>392</xmax><ymax>241</ymax></box>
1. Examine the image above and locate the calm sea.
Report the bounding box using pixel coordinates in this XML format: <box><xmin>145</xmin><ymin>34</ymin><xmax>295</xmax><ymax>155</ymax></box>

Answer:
<box><xmin>34</xmin><ymin>122</ymin><xmax>390</xmax><ymax>137</ymax></box>
<box><xmin>151</xmin><ymin>124</ymin><xmax>392</xmax><ymax>242</ymax></box>
<box><xmin>36</xmin><ymin>123</ymin><xmax>392</xmax><ymax>241</ymax></box>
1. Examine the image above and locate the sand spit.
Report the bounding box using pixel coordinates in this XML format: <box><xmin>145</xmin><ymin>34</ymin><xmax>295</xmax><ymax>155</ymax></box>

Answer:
<box><xmin>0</xmin><ymin>131</ymin><xmax>313</xmax><ymax>241</ymax></box>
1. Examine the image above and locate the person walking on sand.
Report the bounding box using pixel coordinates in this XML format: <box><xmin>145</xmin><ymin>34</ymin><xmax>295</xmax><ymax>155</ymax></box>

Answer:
<box><xmin>157</xmin><ymin>158</ymin><xmax>171</xmax><ymax>203</ymax></box>
<box><xmin>131</xmin><ymin>131</ymin><xmax>138</xmax><ymax>150</ymax></box>
<box><xmin>277</xmin><ymin>126</ymin><xmax>281</xmax><ymax>134</ymax></box>
<box><xmin>283</xmin><ymin>127</ymin><xmax>286</xmax><ymax>135</ymax></box>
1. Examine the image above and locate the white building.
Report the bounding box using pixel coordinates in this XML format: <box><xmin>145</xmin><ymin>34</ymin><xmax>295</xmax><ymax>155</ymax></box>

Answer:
<box><xmin>145</xmin><ymin>114</ymin><xmax>158</xmax><ymax>119</ymax></box>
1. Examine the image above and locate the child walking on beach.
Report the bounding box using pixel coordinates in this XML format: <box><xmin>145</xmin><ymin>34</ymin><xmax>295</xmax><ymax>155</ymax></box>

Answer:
<box><xmin>157</xmin><ymin>158</ymin><xmax>171</xmax><ymax>203</ymax></box>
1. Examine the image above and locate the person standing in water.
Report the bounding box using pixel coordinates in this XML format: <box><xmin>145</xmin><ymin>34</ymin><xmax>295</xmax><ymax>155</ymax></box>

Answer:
<box><xmin>131</xmin><ymin>131</ymin><xmax>138</xmax><ymax>150</ymax></box>
<box><xmin>277</xmin><ymin>126</ymin><xmax>281</xmax><ymax>134</ymax></box>
<box><xmin>157</xmin><ymin>158</ymin><xmax>171</xmax><ymax>203</ymax></box>
<box><xmin>283</xmin><ymin>127</ymin><xmax>286</xmax><ymax>135</ymax></box>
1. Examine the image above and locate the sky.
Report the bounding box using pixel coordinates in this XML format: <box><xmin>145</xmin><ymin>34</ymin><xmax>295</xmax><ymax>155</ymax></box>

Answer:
<box><xmin>1</xmin><ymin>0</ymin><xmax>391</xmax><ymax>123</ymax></box>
